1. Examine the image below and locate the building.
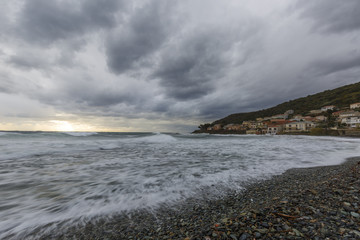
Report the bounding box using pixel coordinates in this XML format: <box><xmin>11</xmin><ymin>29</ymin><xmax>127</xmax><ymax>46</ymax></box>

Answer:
<box><xmin>242</xmin><ymin>121</ymin><xmax>254</xmax><ymax>128</ymax></box>
<box><xmin>332</xmin><ymin>110</ymin><xmax>345</xmax><ymax>117</ymax></box>
<box><xmin>212</xmin><ymin>124</ymin><xmax>222</xmax><ymax>130</ymax></box>
<box><xmin>270</xmin><ymin>119</ymin><xmax>290</xmax><ymax>124</ymax></box>
<box><xmin>304</xmin><ymin>116</ymin><xmax>316</xmax><ymax>122</ymax></box>
<box><xmin>350</xmin><ymin>103</ymin><xmax>360</xmax><ymax>109</ymax></box>
<box><xmin>271</xmin><ymin>114</ymin><xmax>288</xmax><ymax>119</ymax></box>
<box><xmin>246</xmin><ymin>129</ymin><xmax>257</xmax><ymax>134</ymax></box>
<box><xmin>224</xmin><ymin>124</ymin><xmax>245</xmax><ymax>131</ymax></box>
<box><xmin>292</xmin><ymin>115</ymin><xmax>304</xmax><ymax>121</ymax></box>
<box><xmin>341</xmin><ymin>117</ymin><xmax>360</xmax><ymax>128</ymax></box>
<box><xmin>223</xmin><ymin>124</ymin><xmax>234</xmax><ymax>130</ymax></box>
<box><xmin>284</xmin><ymin>121</ymin><xmax>316</xmax><ymax>132</ymax></box>
<box><xmin>267</xmin><ymin>124</ymin><xmax>284</xmax><ymax>135</ymax></box>
<box><xmin>321</xmin><ymin>105</ymin><xmax>336</xmax><ymax>112</ymax></box>
<box><xmin>315</xmin><ymin>115</ymin><xmax>327</xmax><ymax>122</ymax></box>
<box><xmin>339</xmin><ymin>111</ymin><xmax>360</xmax><ymax>119</ymax></box>
<box><xmin>309</xmin><ymin>109</ymin><xmax>323</xmax><ymax>114</ymax></box>
<box><xmin>250</xmin><ymin>122</ymin><xmax>257</xmax><ymax>129</ymax></box>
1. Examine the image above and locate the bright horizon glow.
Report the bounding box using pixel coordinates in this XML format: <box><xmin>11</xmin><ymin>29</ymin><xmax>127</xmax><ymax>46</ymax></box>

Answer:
<box><xmin>50</xmin><ymin>120</ymin><xmax>74</xmax><ymax>132</ymax></box>
<box><xmin>0</xmin><ymin>116</ymin><xmax>195</xmax><ymax>133</ymax></box>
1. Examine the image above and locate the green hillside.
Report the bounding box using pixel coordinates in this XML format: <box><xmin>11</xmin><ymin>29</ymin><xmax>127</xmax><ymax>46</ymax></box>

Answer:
<box><xmin>207</xmin><ymin>82</ymin><xmax>360</xmax><ymax>127</ymax></box>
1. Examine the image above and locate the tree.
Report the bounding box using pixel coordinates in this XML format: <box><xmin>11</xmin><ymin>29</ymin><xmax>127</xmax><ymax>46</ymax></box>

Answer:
<box><xmin>198</xmin><ymin>123</ymin><xmax>211</xmax><ymax>130</ymax></box>
<box><xmin>325</xmin><ymin>109</ymin><xmax>336</xmax><ymax>128</ymax></box>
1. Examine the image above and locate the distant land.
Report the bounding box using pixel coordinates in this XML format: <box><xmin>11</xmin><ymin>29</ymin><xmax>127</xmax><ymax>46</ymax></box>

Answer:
<box><xmin>194</xmin><ymin>82</ymin><xmax>360</xmax><ymax>136</ymax></box>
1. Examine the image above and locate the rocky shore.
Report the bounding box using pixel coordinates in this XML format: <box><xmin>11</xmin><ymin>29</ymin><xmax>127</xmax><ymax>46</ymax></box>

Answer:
<box><xmin>39</xmin><ymin>158</ymin><xmax>360</xmax><ymax>240</ymax></box>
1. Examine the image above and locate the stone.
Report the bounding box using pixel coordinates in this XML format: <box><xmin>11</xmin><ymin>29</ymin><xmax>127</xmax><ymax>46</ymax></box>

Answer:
<box><xmin>350</xmin><ymin>212</ymin><xmax>359</xmax><ymax>218</ymax></box>
<box><xmin>292</xmin><ymin>228</ymin><xmax>304</xmax><ymax>237</ymax></box>
<box><xmin>261</xmin><ymin>222</ymin><xmax>269</xmax><ymax>228</ymax></box>
<box><xmin>229</xmin><ymin>234</ymin><xmax>238</xmax><ymax>240</ymax></box>
<box><xmin>282</xmin><ymin>224</ymin><xmax>290</xmax><ymax>231</ymax></box>
<box><xmin>350</xmin><ymin>230</ymin><xmax>360</xmax><ymax>237</ymax></box>
<box><xmin>239</xmin><ymin>233</ymin><xmax>249</xmax><ymax>240</ymax></box>
<box><xmin>339</xmin><ymin>228</ymin><xmax>346</xmax><ymax>234</ymax></box>
<box><xmin>256</xmin><ymin>228</ymin><xmax>267</xmax><ymax>234</ymax></box>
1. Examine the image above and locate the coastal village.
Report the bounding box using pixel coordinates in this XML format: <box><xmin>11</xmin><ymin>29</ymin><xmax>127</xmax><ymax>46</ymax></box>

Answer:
<box><xmin>203</xmin><ymin>102</ymin><xmax>360</xmax><ymax>135</ymax></box>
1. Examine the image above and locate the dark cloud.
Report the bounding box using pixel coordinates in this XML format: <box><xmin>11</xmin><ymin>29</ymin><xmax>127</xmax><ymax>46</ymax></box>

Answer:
<box><xmin>17</xmin><ymin>0</ymin><xmax>123</xmax><ymax>44</ymax></box>
<box><xmin>83</xmin><ymin>91</ymin><xmax>139</xmax><ymax>107</ymax></box>
<box><xmin>105</xmin><ymin>1</ymin><xmax>173</xmax><ymax>74</ymax></box>
<box><xmin>296</xmin><ymin>0</ymin><xmax>360</xmax><ymax>33</ymax></box>
<box><xmin>153</xmin><ymin>31</ymin><xmax>225</xmax><ymax>100</ymax></box>
<box><xmin>310</xmin><ymin>54</ymin><xmax>360</xmax><ymax>76</ymax></box>
<box><xmin>153</xmin><ymin>23</ymin><xmax>259</xmax><ymax>101</ymax></box>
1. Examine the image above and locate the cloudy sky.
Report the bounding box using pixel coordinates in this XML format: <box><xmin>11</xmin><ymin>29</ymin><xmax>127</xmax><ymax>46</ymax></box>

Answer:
<box><xmin>0</xmin><ymin>0</ymin><xmax>359</xmax><ymax>132</ymax></box>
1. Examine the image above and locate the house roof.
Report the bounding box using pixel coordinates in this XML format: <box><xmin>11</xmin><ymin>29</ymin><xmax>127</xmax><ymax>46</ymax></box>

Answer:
<box><xmin>332</xmin><ymin>110</ymin><xmax>344</xmax><ymax>115</ymax></box>
<box><xmin>267</xmin><ymin>124</ymin><xmax>281</xmax><ymax>127</ymax></box>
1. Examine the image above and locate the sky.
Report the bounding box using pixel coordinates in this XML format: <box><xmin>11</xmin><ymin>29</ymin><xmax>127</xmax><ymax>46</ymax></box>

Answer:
<box><xmin>0</xmin><ymin>0</ymin><xmax>360</xmax><ymax>132</ymax></box>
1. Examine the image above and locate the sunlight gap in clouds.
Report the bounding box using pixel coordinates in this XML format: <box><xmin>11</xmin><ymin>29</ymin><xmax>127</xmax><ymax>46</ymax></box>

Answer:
<box><xmin>50</xmin><ymin>120</ymin><xmax>74</xmax><ymax>132</ymax></box>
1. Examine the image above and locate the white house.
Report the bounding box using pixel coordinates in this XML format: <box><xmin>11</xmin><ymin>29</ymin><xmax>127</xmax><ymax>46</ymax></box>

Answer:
<box><xmin>271</xmin><ymin>113</ymin><xmax>288</xmax><ymax>119</ymax></box>
<box><xmin>341</xmin><ymin>117</ymin><xmax>360</xmax><ymax>128</ymax></box>
<box><xmin>339</xmin><ymin>111</ymin><xmax>360</xmax><ymax>119</ymax></box>
<box><xmin>321</xmin><ymin>105</ymin><xmax>336</xmax><ymax>112</ymax></box>
<box><xmin>350</xmin><ymin>103</ymin><xmax>360</xmax><ymax>109</ymax></box>
<box><xmin>292</xmin><ymin>115</ymin><xmax>304</xmax><ymax>121</ymax></box>
<box><xmin>284</xmin><ymin>121</ymin><xmax>316</xmax><ymax>132</ymax></box>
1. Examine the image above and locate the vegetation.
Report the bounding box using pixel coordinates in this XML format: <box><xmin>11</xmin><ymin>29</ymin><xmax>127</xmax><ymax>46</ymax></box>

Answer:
<box><xmin>209</xmin><ymin>82</ymin><xmax>360</xmax><ymax>127</ymax></box>
<box><xmin>310</xmin><ymin>128</ymin><xmax>340</xmax><ymax>136</ymax></box>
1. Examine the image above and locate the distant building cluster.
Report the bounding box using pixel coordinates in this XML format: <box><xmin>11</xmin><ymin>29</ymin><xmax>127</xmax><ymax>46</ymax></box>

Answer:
<box><xmin>206</xmin><ymin>103</ymin><xmax>360</xmax><ymax>135</ymax></box>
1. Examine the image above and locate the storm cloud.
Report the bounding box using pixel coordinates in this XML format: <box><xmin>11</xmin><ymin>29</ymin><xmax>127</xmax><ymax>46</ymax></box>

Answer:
<box><xmin>16</xmin><ymin>0</ymin><xmax>123</xmax><ymax>45</ymax></box>
<box><xmin>296</xmin><ymin>0</ymin><xmax>360</xmax><ymax>33</ymax></box>
<box><xmin>0</xmin><ymin>0</ymin><xmax>360</xmax><ymax>132</ymax></box>
<box><xmin>106</xmin><ymin>0</ymin><xmax>173</xmax><ymax>74</ymax></box>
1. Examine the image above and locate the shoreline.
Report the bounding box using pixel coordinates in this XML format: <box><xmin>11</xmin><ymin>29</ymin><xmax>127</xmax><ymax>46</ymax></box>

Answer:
<box><xmin>35</xmin><ymin>157</ymin><xmax>360</xmax><ymax>239</ymax></box>
<box><xmin>193</xmin><ymin>129</ymin><xmax>360</xmax><ymax>138</ymax></box>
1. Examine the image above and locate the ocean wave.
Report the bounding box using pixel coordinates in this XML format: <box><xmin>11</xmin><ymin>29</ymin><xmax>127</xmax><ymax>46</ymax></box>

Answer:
<box><xmin>138</xmin><ymin>133</ymin><xmax>177</xmax><ymax>143</ymax></box>
<box><xmin>0</xmin><ymin>132</ymin><xmax>18</xmax><ymax>136</ymax></box>
<box><xmin>62</xmin><ymin>132</ymin><xmax>98</xmax><ymax>137</ymax></box>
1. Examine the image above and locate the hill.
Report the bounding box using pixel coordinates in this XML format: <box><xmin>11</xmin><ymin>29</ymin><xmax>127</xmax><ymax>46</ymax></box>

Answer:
<box><xmin>198</xmin><ymin>81</ymin><xmax>360</xmax><ymax>129</ymax></box>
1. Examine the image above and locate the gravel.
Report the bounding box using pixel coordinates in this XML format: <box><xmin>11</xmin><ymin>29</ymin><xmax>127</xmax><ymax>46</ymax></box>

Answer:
<box><xmin>36</xmin><ymin>157</ymin><xmax>360</xmax><ymax>240</ymax></box>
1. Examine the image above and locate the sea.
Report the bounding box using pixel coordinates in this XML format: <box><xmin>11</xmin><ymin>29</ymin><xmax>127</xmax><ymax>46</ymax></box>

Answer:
<box><xmin>0</xmin><ymin>131</ymin><xmax>359</xmax><ymax>238</ymax></box>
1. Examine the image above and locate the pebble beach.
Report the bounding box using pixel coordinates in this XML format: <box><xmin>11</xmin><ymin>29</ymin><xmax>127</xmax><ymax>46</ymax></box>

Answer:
<box><xmin>35</xmin><ymin>157</ymin><xmax>360</xmax><ymax>240</ymax></box>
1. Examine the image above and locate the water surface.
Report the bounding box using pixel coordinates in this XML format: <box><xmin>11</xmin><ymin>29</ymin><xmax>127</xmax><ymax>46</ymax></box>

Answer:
<box><xmin>0</xmin><ymin>132</ymin><xmax>359</xmax><ymax>238</ymax></box>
